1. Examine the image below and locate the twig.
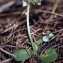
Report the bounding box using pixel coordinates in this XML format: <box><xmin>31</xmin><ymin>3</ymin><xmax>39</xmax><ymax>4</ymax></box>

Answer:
<box><xmin>0</xmin><ymin>48</ymin><xmax>16</xmax><ymax>58</ymax></box>
<box><xmin>2</xmin><ymin>58</ymin><xmax>13</xmax><ymax>63</ymax></box>
<box><xmin>1</xmin><ymin>45</ymin><xmax>16</xmax><ymax>48</ymax></box>
<box><xmin>31</xmin><ymin>28</ymin><xmax>41</xmax><ymax>35</ymax></box>
<box><xmin>36</xmin><ymin>9</ymin><xmax>63</xmax><ymax>17</ymax></box>
<box><xmin>50</xmin><ymin>0</ymin><xmax>60</xmax><ymax>19</ymax></box>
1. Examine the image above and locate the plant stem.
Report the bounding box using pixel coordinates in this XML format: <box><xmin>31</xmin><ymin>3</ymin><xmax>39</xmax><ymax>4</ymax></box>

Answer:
<box><xmin>50</xmin><ymin>0</ymin><xmax>60</xmax><ymax>20</ymax></box>
<box><xmin>26</xmin><ymin>4</ymin><xmax>36</xmax><ymax>55</ymax></box>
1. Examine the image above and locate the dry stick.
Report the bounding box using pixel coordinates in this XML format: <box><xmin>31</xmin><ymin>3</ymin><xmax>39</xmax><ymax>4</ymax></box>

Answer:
<box><xmin>0</xmin><ymin>48</ymin><xmax>16</xmax><ymax>58</ymax></box>
<box><xmin>2</xmin><ymin>58</ymin><xmax>13</xmax><ymax>63</ymax></box>
<box><xmin>50</xmin><ymin>0</ymin><xmax>60</xmax><ymax>20</ymax></box>
<box><xmin>36</xmin><ymin>9</ymin><xmax>63</xmax><ymax>17</ymax></box>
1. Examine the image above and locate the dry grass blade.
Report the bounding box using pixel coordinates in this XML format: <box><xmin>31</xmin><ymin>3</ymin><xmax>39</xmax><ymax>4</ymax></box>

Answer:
<box><xmin>50</xmin><ymin>0</ymin><xmax>60</xmax><ymax>20</ymax></box>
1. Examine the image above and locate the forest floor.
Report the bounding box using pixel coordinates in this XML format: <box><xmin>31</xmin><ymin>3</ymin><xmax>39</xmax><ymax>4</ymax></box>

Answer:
<box><xmin>0</xmin><ymin>0</ymin><xmax>63</xmax><ymax>63</ymax></box>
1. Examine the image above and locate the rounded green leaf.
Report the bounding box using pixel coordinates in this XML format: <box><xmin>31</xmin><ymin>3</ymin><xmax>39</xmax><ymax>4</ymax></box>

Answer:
<box><xmin>33</xmin><ymin>42</ymin><xmax>39</xmax><ymax>53</ymax></box>
<box><xmin>13</xmin><ymin>49</ymin><xmax>31</xmax><ymax>61</ymax></box>
<box><xmin>39</xmin><ymin>48</ymin><xmax>58</xmax><ymax>63</ymax></box>
<box><xmin>34</xmin><ymin>43</ymin><xmax>39</xmax><ymax>52</ymax></box>
<box><xmin>36</xmin><ymin>38</ymin><xmax>43</xmax><ymax>45</ymax></box>
<box><xmin>49</xmin><ymin>33</ymin><xmax>54</xmax><ymax>38</ymax></box>
<box><xmin>43</xmin><ymin>36</ymin><xmax>49</xmax><ymax>42</ymax></box>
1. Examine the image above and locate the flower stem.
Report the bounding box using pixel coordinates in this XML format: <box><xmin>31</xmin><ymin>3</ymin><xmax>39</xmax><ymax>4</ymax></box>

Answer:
<box><xmin>26</xmin><ymin>4</ymin><xmax>36</xmax><ymax>55</ymax></box>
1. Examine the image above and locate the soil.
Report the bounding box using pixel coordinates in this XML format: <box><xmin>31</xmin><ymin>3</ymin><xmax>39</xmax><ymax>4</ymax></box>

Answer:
<box><xmin>0</xmin><ymin>0</ymin><xmax>63</xmax><ymax>63</ymax></box>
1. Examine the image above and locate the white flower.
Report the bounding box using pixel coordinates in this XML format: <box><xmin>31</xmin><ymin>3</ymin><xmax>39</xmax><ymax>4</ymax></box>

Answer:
<box><xmin>22</xmin><ymin>0</ymin><xmax>41</xmax><ymax>7</ymax></box>
<box><xmin>22</xmin><ymin>0</ymin><xmax>27</xmax><ymax>7</ymax></box>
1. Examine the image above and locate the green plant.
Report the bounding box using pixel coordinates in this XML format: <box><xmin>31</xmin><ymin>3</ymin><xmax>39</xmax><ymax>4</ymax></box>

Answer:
<box><xmin>39</xmin><ymin>48</ymin><xmax>58</xmax><ymax>63</ymax></box>
<box><xmin>42</xmin><ymin>30</ymin><xmax>55</xmax><ymax>42</ymax></box>
<box><xmin>13</xmin><ymin>0</ymin><xmax>58</xmax><ymax>63</ymax></box>
<box><xmin>13</xmin><ymin>49</ymin><xmax>32</xmax><ymax>61</ymax></box>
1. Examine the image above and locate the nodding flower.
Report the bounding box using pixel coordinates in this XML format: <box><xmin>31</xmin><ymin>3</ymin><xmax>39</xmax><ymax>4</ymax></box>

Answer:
<box><xmin>22</xmin><ymin>0</ymin><xmax>42</xmax><ymax>7</ymax></box>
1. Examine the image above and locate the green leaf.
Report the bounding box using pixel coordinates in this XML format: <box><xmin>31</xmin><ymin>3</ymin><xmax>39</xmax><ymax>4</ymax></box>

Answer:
<box><xmin>27</xmin><ymin>42</ymin><xmax>31</xmax><ymax>45</ymax></box>
<box><xmin>42</xmin><ymin>36</ymin><xmax>49</xmax><ymax>42</ymax></box>
<box><xmin>39</xmin><ymin>48</ymin><xmax>58</xmax><ymax>63</ymax></box>
<box><xmin>27</xmin><ymin>42</ymin><xmax>39</xmax><ymax>55</ymax></box>
<box><xmin>13</xmin><ymin>49</ymin><xmax>32</xmax><ymax>61</ymax></box>
<box><xmin>36</xmin><ymin>38</ymin><xmax>43</xmax><ymax>45</ymax></box>
<box><xmin>27</xmin><ymin>42</ymin><xmax>38</xmax><ymax>54</ymax></box>
<box><xmin>33</xmin><ymin>42</ymin><xmax>39</xmax><ymax>55</ymax></box>
<box><xmin>49</xmin><ymin>33</ymin><xmax>54</xmax><ymax>38</ymax></box>
<box><xmin>24</xmin><ymin>10</ymin><xmax>27</xmax><ymax>15</ymax></box>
